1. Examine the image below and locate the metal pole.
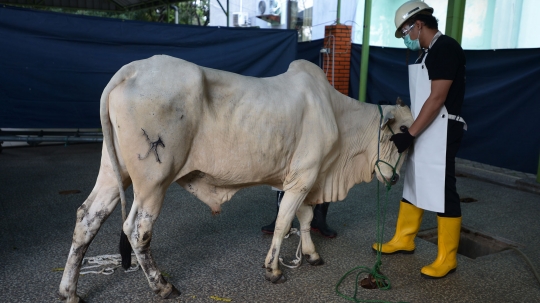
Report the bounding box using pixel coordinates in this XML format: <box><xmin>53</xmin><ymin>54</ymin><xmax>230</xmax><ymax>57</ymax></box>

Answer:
<box><xmin>358</xmin><ymin>0</ymin><xmax>372</xmax><ymax>102</ymax></box>
<box><xmin>287</xmin><ymin>0</ymin><xmax>291</xmax><ymax>29</ymax></box>
<box><xmin>445</xmin><ymin>0</ymin><xmax>466</xmax><ymax>44</ymax></box>
<box><xmin>452</xmin><ymin>0</ymin><xmax>464</xmax><ymax>43</ymax></box>
<box><xmin>227</xmin><ymin>0</ymin><xmax>229</xmax><ymax>27</ymax></box>
<box><xmin>170</xmin><ymin>5</ymin><xmax>179</xmax><ymax>24</ymax></box>
<box><xmin>337</xmin><ymin>0</ymin><xmax>341</xmax><ymax>25</ymax></box>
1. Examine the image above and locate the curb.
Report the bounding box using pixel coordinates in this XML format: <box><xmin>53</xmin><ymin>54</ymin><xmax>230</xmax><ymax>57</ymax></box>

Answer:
<box><xmin>456</xmin><ymin>164</ymin><xmax>540</xmax><ymax>195</ymax></box>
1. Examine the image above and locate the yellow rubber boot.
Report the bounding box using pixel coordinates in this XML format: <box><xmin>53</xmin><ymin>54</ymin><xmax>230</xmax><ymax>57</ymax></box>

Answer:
<box><xmin>372</xmin><ymin>201</ymin><xmax>424</xmax><ymax>254</ymax></box>
<box><xmin>421</xmin><ymin>216</ymin><xmax>462</xmax><ymax>278</ymax></box>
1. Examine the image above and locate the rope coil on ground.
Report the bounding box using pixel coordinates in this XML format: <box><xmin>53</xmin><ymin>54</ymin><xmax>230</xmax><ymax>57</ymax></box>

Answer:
<box><xmin>80</xmin><ymin>253</ymin><xmax>140</xmax><ymax>275</ymax></box>
<box><xmin>335</xmin><ymin>181</ymin><xmax>399</xmax><ymax>303</ymax></box>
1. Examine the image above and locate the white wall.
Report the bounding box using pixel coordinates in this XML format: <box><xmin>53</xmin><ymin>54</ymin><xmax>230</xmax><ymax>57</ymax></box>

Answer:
<box><xmin>518</xmin><ymin>0</ymin><xmax>540</xmax><ymax>48</ymax></box>
<box><xmin>209</xmin><ymin>0</ymin><xmax>292</xmax><ymax>29</ymax></box>
<box><xmin>209</xmin><ymin>0</ymin><xmax>230</xmax><ymax>26</ymax></box>
<box><xmin>310</xmin><ymin>0</ymin><xmax>358</xmax><ymax>39</ymax></box>
<box><xmin>352</xmin><ymin>0</ymin><xmax>448</xmax><ymax>48</ymax></box>
<box><xmin>210</xmin><ymin>0</ymin><xmax>357</xmax><ymax>33</ymax></box>
<box><xmin>209</xmin><ymin>0</ymin><xmax>539</xmax><ymax>49</ymax></box>
<box><xmin>461</xmin><ymin>0</ymin><xmax>540</xmax><ymax>49</ymax></box>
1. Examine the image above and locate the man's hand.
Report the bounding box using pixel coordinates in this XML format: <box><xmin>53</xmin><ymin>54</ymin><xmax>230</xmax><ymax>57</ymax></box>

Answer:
<box><xmin>390</xmin><ymin>128</ymin><xmax>415</xmax><ymax>153</ymax></box>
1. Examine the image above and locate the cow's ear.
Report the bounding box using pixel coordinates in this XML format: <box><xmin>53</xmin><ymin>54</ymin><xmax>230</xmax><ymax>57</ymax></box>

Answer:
<box><xmin>380</xmin><ymin>109</ymin><xmax>395</xmax><ymax>130</ymax></box>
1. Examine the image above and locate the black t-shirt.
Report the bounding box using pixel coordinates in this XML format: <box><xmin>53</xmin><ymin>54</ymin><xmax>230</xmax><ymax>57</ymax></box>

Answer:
<box><xmin>415</xmin><ymin>35</ymin><xmax>466</xmax><ymax>116</ymax></box>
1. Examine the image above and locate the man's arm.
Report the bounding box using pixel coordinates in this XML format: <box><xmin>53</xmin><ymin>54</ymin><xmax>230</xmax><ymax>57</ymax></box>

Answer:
<box><xmin>408</xmin><ymin>79</ymin><xmax>452</xmax><ymax>136</ymax></box>
<box><xmin>390</xmin><ymin>79</ymin><xmax>453</xmax><ymax>153</ymax></box>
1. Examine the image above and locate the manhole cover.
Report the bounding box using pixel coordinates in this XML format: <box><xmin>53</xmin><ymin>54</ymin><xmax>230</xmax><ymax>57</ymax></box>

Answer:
<box><xmin>418</xmin><ymin>226</ymin><xmax>518</xmax><ymax>259</ymax></box>
<box><xmin>59</xmin><ymin>189</ymin><xmax>81</xmax><ymax>195</ymax></box>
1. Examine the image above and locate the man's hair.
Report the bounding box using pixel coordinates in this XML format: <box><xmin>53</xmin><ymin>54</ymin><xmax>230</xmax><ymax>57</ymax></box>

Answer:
<box><xmin>408</xmin><ymin>13</ymin><xmax>439</xmax><ymax>29</ymax></box>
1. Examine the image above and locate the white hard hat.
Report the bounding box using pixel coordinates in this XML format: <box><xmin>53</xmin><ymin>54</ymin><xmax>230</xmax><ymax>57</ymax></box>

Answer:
<box><xmin>394</xmin><ymin>1</ymin><xmax>434</xmax><ymax>38</ymax></box>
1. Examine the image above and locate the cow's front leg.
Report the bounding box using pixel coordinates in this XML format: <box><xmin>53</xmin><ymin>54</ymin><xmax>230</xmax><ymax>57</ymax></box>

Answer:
<box><xmin>264</xmin><ymin>191</ymin><xmax>306</xmax><ymax>283</ymax></box>
<box><xmin>296</xmin><ymin>203</ymin><xmax>323</xmax><ymax>266</ymax></box>
<box><xmin>59</xmin><ymin>171</ymin><xmax>121</xmax><ymax>303</ymax></box>
<box><xmin>124</xmin><ymin>188</ymin><xmax>180</xmax><ymax>299</ymax></box>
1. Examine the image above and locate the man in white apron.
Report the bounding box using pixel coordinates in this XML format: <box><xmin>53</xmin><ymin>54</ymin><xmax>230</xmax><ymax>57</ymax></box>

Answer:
<box><xmin>372</xmin><ymin>1</ymin><xmax>467</xmax><ymax>279</ymax></box>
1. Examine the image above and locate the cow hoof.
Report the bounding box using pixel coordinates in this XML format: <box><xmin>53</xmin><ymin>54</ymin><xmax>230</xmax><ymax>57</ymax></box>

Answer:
<box><xmin>57</xmin><ymin>292</ymin><xmax>86</xmax><ymax>303</ymax></box>
<box><xmin>305</xmin><ymin>254</ymin><xmax>324</xmax><ymax>266</ymax></box>
<box><xmin>265</xmin><ymin>271</ymin><xmax>287</xmax><ymax>284</ymax></box>
<box><xmin>163</xmin><ymin>285</ymin><xmax>181</xmax><ymax>299</ymax></box>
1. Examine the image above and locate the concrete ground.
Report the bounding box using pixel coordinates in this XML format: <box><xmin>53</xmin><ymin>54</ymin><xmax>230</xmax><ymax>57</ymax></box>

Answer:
<box><xmin>0</xmin><ymin>143</ymin><xmax>539</xmax><ymax>303</ymax></box>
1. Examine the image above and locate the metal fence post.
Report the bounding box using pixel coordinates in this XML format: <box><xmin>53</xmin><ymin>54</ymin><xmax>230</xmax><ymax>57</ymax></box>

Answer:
<box><xmin>358</xmin><ymin>0</ymin><xmax>372</xmax><ymax>103</ymax></box>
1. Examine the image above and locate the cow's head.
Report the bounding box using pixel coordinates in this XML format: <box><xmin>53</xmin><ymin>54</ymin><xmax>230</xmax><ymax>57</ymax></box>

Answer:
<box><xmin>373</xmin><ymin>98</ymin><xmax>414</xmax><ymax>186</ymax></box>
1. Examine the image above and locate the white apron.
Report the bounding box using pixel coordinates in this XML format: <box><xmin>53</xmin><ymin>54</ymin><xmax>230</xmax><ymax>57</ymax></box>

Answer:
<box><xmin>402</xmin><ymin>50</ymin><xmax>448</xmax><ymax>213</ymax></box>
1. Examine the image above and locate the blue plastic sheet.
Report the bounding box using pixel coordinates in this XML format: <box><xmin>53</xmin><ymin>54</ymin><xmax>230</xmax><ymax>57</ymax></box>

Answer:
<box><xmin>349</xmin><ymin>44</ymin><xmax>540</xmax><ymax>174</ymax></box>
<box><xmin>297</xmin><ymin>39</ymin><xmax>324</xmax><ymax>65</ymax></box>
<box><xmin>0</xmin><ymin>6</ymin><xmax>297</xmax><ymax>128</ymax></box>
<box><xmin>2</xmin><ymin>4</ymin><xmax>538</xmax><ymax>174</ymax></box>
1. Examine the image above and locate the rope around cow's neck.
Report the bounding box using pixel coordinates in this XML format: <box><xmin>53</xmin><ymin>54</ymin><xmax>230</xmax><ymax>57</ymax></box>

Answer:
<box><xmin>335</xmin><ymin>105</ymin><xmax>408</xmax><ymax>303</ymax></box>
<box><xmin>375</xmin><ymin>104</ymin><xmax>401</xmax><ymax>191</ymax></box>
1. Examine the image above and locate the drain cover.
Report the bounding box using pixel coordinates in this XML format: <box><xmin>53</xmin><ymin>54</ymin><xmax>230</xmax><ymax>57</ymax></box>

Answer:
<box><xmin>59</xmin><ymin>189</ymin><xmax>81</xmax><ymax>195</ymax></box>
<box><xmin>359</xmin><ymin>273</ymin><xmax>388</xmax><ymax>290</ymax></box>
<box><xmin>418</xmin><ymin>226</ymin><xmax>518</xmax><ymax>259</ymax></box>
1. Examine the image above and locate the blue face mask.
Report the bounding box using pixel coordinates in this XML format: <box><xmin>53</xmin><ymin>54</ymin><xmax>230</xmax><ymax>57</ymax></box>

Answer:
<box><xmin>404</xmin><ymin>33</ymin><xmax>421</xmax><ymax>51</ymax></box>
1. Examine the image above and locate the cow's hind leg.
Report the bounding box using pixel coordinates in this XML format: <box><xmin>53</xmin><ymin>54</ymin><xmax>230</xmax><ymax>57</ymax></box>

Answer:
<box><xmin>296</xmin><ymin>203</ymin><xmax>323</xmax><ymax>266</ymax></box>
<box><xmin>59</xmin><ymin>168</ymin><xmax>124</xmax><ymax>303</ymax></box>
<box><xmin>123</xmin><ymin>185</ymin><xmax>180</xmax><ymax>299</ymax></box>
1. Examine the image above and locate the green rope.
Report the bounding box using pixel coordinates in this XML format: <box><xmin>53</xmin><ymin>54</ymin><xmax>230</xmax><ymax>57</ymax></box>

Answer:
<box><xmin>335</xmin><ymin>181</ymin><xmax>402</xmax><ymax>303</ymax></box>
<box><xmin>335</xmin><ymin>105</ymin><xmax>408</xmax><ymax>303</ymax></box>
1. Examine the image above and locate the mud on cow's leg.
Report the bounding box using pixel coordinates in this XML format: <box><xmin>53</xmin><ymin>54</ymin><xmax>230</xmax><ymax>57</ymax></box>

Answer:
<box><xmin>123</xmin><ymin>191</ymin><xmax>180</xmax><ymax>299</ymax></box>
<box><xmin>59</xmin><ymin>172</ymin><xmax>122</xmax><ymax>303</ymax></box>
<box><xmin>264</xmin><ymin>191</ymin><xmax>307</xmax><ymax>284</ymax></box>
<box><xmin>296</xmin><ymin>203</ymin><xmax>323</xmax><ymax>266</ymax></box>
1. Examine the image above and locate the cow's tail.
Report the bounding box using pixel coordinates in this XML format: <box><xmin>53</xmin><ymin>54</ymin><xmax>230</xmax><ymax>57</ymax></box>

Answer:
<box><xmin>99</xmin><ymin>63</ymin><xmax>136</xmax><ymax>270</ymax></box>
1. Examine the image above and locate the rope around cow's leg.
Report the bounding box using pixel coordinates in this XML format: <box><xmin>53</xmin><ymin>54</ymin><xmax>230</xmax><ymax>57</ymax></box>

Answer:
<box><xmin>279</xmin><ymin>228</ymin><xmax>303</xmax><ymax>269</ymax></box>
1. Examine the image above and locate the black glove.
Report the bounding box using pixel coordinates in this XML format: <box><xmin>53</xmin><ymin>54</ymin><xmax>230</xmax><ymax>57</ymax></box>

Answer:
<box><xmin>390</xmin><ymin>128</ymin><xmax>415</xmax><ymax>153</ymax></box>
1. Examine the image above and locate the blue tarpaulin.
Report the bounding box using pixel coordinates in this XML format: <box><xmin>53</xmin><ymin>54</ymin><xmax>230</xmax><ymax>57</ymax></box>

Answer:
<box><xmin>0</xmin><ymin>6</ymin><xmax>297</xmax><ymax>128</ymax></box>
<box><xmin>1</xmin><ymin>5</ymin><xmax>538</xmax><ymax>174</ymax></box>
<box><xmin>349</xmin><ymin>44</ymin><xmax>540</xmax><ymax>174</ymax></box>
<box><xmin>296</xmin><ymin>39</ymin><xmax>324</xmax><ymax>65</ymax></box>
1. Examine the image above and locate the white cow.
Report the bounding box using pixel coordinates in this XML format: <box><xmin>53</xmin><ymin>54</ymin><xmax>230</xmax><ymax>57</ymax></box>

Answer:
<box><xmin>59</xmin><ymin>55</ymin><xmax>413</xmax><ymax>302</ymax></box>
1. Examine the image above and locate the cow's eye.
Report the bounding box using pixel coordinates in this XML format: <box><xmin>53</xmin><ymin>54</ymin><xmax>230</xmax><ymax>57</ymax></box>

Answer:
<box><xmin>400</xmin><ymin>125</ymin><xmax>408</xmax><ymax>133</ymax></box>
